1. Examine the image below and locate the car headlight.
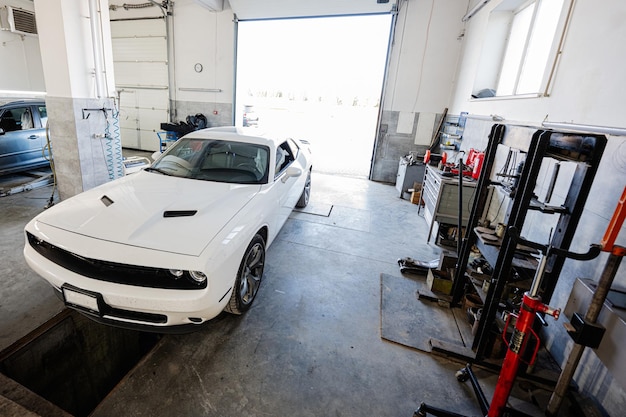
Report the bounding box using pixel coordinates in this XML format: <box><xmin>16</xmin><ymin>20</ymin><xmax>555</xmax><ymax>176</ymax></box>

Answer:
<box><xmin>169</xmin><ymin>269</ymin><xmax>184</xmax><ymax>278</ymax></box>
<box><xmin>189</xmin><ymin>271</ymin><xmax>207</xmax><ymax>284</ymax></box>
<box><xmin>168</xmin><ymin>269</ymin><xmax>207</xmax><ymax>286</ymax></box>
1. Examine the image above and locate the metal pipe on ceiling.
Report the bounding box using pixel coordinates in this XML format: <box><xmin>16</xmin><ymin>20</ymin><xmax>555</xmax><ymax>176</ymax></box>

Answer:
<box><xmin>88</xmin><ymin>0</ymin><xmax>106</xmax><ymax>98</ymax></box>
<box><xmin>542</xmin><ymin>121</ymin><xmax>626</xmax><ymax>136</ymax></box>
<box><xmin>462</xmin><ymin>0</ymin><xmax>491</xmax><ymax>22</ymax></box>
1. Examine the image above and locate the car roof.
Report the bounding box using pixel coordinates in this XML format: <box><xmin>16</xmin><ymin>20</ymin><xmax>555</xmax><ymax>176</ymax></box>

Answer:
<box><xmin>0</xmin><ymin>99</ymin><xmax>45</xmax><ymax>109</ymax></box>
<box><xmin>183</xmin><ymin>126</ymin><xmax>282</xmax><ymax>148</ymax></box>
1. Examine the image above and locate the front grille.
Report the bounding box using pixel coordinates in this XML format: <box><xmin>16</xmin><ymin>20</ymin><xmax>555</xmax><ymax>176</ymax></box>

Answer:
<box><xmin>27</xmin><ymin>232</ymin><xmax>206</xmax><ymax>290</ymax></box>
<box><xmin>107</xmin><ymin>307</ymin><xmax>167</xmax><ymax>323</ymax></box>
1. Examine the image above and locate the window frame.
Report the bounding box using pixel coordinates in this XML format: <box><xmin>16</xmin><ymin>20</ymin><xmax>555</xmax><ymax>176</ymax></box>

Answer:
<box><xmin>471</xmin><ymin>0</ymin><xmax>572</xmax><ymax>100</ymax></box>
<box><xmin>274</xmin><ymin>140</ymin><xmax>298</xmax><ymax>179</ymax></box>
<box><xmin>495</xmin><ymin>1</ymin><xmax>537</xmax><ymax>96</ymax></box>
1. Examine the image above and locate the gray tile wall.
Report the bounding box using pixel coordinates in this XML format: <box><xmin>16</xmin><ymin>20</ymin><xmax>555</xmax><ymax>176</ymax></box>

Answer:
<box><xmin>46</xmin><ymin>96</ymin><xmax>122</xmax><ymax>200</ymax></box>
<box><xmin>370</xmin><ymin>110</ymin><xmax>443</xmax><ymax>183</ymax></box>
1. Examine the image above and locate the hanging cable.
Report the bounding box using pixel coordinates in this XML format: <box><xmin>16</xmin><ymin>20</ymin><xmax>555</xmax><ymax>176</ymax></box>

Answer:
<box><xmin>101</xmin><ymin>108</ymin><xmax>123</xmax><ymax>180</ymax></box>
<box><xmin>112</xmin><ymin>100</ymin><xmax>124</xmax><ymax>178</ymax></box>
<box><xmin>103</xmin><ymin>109</ymin><xmax>116</xmax><ymax>180</ymax></box>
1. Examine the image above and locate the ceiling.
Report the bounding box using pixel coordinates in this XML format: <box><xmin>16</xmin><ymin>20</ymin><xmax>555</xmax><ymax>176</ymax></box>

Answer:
<box><xmin>227</xmin><ymin>0</ymin><xmax>396</xmax><ymax>20</ymax></box>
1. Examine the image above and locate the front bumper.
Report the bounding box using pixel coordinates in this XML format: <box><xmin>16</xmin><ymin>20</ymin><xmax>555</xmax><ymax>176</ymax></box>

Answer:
<box><xmin>24</xmin><ymin>241</ymin><xmax>231</xmax><ymax>329</ymax></box>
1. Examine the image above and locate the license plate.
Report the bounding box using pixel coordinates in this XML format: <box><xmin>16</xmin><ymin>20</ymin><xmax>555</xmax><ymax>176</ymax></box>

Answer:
<box><xmin>62</xmin><ymin>285</ymin><xmax>100</xmax><ymax>314</ymax></box>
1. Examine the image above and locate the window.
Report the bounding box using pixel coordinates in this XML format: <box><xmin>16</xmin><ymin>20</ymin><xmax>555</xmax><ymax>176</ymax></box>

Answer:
<box><xmin>38</xmin><ymin>106</ymin><xmax>47</xmax><ymax>127</ymax></box>
<box><xmin>275</xmin><ymin>141</ymin><xmax>296</xmax><ymax>177</ymax></box>
<box><xmin>472</xmin><ymin>0</ymin><xmax>570</xmax><ymax>98</ymax></box>
<box><xmin>150</xmin><ymin>138</ymin><xmax>270</xmax><ymax>184</ymax></box>
<box><xmin>285</xmin><ymin>139</ymin><xmax>300</xmax><ymax>160</ymax></box>
<box><xmin>0</xmin><ymin>107</ymin><xmax>32</xmax><ymax>132</ymax></box>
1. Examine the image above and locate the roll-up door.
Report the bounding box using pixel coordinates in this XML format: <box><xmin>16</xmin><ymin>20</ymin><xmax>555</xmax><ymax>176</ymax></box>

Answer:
<box><xmin>110</xmin><ymin>18</ymin><xmax>169</xmax><ymax>151</ymax></box>
<box><xmin>228</xmin><ymin>0</ymin><xmax>395</xmax><ymax>20</ymax></box>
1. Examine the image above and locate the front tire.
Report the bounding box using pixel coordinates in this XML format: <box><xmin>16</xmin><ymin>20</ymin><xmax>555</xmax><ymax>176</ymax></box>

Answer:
<box><xmin>225</xmin><ymin>234</ymin><xmax>266</xmax><ymax>315</ymax></box>
<box><xmin>296</xmin><ymin>170</ymin><xmax>311</xmax><ymax>208</ymax></box>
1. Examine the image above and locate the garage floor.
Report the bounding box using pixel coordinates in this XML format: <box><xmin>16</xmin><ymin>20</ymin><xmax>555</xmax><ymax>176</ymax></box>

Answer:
<box><xmin>1</xmin><ymin>172</ymin><xmax>576</xmax><ymax>417</ymax></box>
<box><xmin>91</xmin><ymin>172</ymin><xmax>482</xmax><ymax>417</ymax></box>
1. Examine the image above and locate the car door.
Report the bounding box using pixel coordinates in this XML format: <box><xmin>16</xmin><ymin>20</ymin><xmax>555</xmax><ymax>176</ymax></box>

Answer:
<box><xmin>265</xmin><ymin>140</ymin><xmax>306</xmax><ymax>242</ymax></box>
<box><xmin>283</xmin><ymin>139</ymin><xmax>308</xmax><ymax>208</ymax></box>
<box><xmin>0</xmin><ymin>105</ymin><xmax>47</xmax><ymax>174</ymax></box>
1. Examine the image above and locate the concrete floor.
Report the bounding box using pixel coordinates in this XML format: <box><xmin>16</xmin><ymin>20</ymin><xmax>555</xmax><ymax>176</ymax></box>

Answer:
<box><xmin>1</xmin><ymin>171</ymin><xmax>565</xmax><ymax>416</ymax></box>
<box><xmin>0</xmin><ymin>178</ymin><xmax>64</xmax><ymax>352</ymax></box>
<box><xmin>92</xmin><ymin>172</ymin><xmax>481</xmax><ymax>417</ymax></box>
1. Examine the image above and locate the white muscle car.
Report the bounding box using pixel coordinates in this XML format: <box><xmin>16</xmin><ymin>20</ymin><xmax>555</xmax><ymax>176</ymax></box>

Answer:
<box><xmin>24</xmin><ymin>127</ymin><xmax>312</xmax><ymax>332</ymax></box>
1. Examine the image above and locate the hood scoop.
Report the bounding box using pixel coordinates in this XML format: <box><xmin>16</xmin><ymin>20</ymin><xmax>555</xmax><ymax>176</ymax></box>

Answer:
<box><xmin>163</xmin><ymin>210</ymin><xmax>198</xmax><ymax>218</ymax></box>
<box><xmin>101</xmin><ymin>195</ymin><xmax>114</xmax><ymax>207</ymax></box>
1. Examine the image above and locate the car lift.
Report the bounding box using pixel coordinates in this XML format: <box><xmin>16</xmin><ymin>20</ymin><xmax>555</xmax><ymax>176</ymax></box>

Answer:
<box><xmin>414</xmin><ymin>185</ymin><xmax>625</xmax><ymax>417</ymax></box>
<box><xmin>0</xmin><ymin>171</ymin><xmax>53</xmax><ymax>198</ymax></box>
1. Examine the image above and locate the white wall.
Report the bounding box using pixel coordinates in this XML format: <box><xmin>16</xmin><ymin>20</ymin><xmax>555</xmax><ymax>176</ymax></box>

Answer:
<box><xmin>448</xmin><ymin>0</ymin><xmax>626</xmax><ymax>128</ymax></box>
<box><xmin>448</xmin><ymin>1</ymin><xmax>626</xmax><ymax>414</ymax></box>
<box><xmin>108</xmin><ymin>0</ymin><xmax>235</xmax><ymax>123</ymax></box>
<box><xmin>382</xmin><ymin>0</ymin><xmax>469</xmax><ymax>113</ymax></box>
<box><xmin>35</xmin><ymin>0</ymin><xmax>116</xmax><ymax>99</ymax></box>
<box><xmin>172</xmin><ymin>0</ymin><xmax>235</xmax><ymax>109</ymax></box>
<box><xmin>0</xmin><ymin>0</ymin><xmax>45</xmax><ymax>93</ymax></box>
<box><xmin>371</xmin><ymin>0</ymin><xmax>468</xmax><ymax>182</ymax></box>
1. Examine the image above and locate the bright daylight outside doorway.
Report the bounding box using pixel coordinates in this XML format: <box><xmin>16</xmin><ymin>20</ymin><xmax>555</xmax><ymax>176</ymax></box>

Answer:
<box><xmin>236</xmin><ymin>15</ymin><xmax>392</xmax><ymax>178</ymax></box>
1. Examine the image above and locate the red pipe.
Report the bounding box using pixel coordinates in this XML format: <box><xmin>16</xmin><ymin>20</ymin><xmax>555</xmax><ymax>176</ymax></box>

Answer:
<box><xmin>600</xmin><ymin>186</ymin><xmax>626</xmax><ymax>256</ymax></box>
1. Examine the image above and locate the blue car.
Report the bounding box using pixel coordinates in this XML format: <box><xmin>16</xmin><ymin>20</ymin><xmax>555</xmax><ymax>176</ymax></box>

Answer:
<box><xmin>0</xmin><ymin>100</ymin><xmax>50</xmax><ymax>176</ymax></box>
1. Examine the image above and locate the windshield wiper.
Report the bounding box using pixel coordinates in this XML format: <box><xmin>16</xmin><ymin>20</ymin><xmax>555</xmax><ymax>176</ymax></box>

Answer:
<box><xmin>144</xmin><ymin>167</ymin><xmax>173</xmax><ymax>176</ymax></box>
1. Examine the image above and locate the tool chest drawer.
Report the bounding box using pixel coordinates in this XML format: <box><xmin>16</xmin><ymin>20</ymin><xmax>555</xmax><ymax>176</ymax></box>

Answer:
<box><xmin>422</xmin><ymin>165</ymin><xmax>477</xmax><ymax>242</ymax></box>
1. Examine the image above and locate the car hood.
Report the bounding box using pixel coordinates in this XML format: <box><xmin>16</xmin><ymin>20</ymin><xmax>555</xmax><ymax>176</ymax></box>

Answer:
<box><xmin>34</xmin><ymin>171</ymin><xmax>260</xmax><ymax>256</ymax></box>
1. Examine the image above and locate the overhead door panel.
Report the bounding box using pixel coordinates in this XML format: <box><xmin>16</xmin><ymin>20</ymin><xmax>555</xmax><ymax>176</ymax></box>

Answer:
<box><xmin>228</xmin><ymin>0</ymin><xmax>395</xmax><ymax>20</ymax></box>
<box><xmin>118</xmin><ymin>90</ymin><xmax>139</xmax><ymax>149</ymax></box>
<box><xmin>114</xmin><ymin>62</ymin><xmax>168</xmax><ymax>86</ymax></box>
<box><xmin>111</xmin><ymin>18</ymin><xmax>169</xmax><ymax>152</ymax></box>
<box><xmin>110</xmin><ymin>18</ymin><xmax>165</xmax><ymax>37</ymax></box>
<box><xmin>111</xmin><ymin>38</ymin><xmax>166</xmax><ymax>61</ymax></box>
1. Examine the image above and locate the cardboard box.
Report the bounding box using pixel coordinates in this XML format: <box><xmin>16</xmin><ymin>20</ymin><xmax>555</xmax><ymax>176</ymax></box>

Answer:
<box><xmin>439</xmin><ymin>251</ymin><xmax>457</xmax><ymax>271</ymax></box>
<box><xmin>427</xmin><ymin>269</ymin><xmax>453</xmax><ymax>295</ymax></box>
<box><xmin>409</xmin><ymin>182</ymin><xmax>422</xmax><ymax>205</ymax></box>
<box><xmin>410</xmin><ymin>190</ymin><xmax>421</xmax><ymax>205</ymax></box>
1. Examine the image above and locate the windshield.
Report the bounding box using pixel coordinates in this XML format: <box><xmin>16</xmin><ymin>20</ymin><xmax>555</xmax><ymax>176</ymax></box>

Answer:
<box><xmin>150</xmin><ymin>138</ymin><xmax>270</xmax><ymax>184</ymax></box>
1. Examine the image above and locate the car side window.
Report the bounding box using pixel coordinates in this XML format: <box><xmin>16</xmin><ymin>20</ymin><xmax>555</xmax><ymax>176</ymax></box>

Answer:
<box><xmin>21</xmin><ymin>108</ymin><xmax>33</xmax><ymax>129</ymax></box>
<box><xmin>0</xmin><ymin>110</ymin><xmax>19</xmax><ymax>132</ymax></box>
<box><xmin>0</xmin><ymin>107</ymin><xmax>34</xmax><ymax>132</ymax></box>
<box><xmin>38</xmin><ymin>106</ymin><xmax>47</xmax><ymax>127</ymax></box>
<box><xmin>275</xmin><ymin>141</ymin><xmax>296</xmax><ymax>177</ymax></box>
<box><xmin>286</xmin><ymin>138</ymin><xmax>300</xmax><ymax>159</ymax></box>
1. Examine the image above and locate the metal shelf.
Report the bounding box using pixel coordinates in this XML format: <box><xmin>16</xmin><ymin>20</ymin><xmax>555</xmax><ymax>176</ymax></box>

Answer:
<box><xmin>448</xmin><ymin>124</ymin><xmax>607</xmax><ymax>361</ymax></box>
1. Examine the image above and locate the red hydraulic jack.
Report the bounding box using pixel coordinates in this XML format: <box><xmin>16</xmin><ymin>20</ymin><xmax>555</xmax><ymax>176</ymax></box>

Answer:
<box><xmin>486</xmin><ymin>246</ymin><xmax>562</xmax><ymax>417</ymax></box>
<box><xmin>415</xmin><ymin>241</ymin><xmax>599</xmax><ymax>417</ymax></box>
<box><xmin>414</xmin><ymin>243</ymin><xmax>580</xmax><ymax>417</ymax></box>
<box><xmin>414</xmin><ymin>186</ymin><xmax>626</xmax><ymax>417</ymax></box>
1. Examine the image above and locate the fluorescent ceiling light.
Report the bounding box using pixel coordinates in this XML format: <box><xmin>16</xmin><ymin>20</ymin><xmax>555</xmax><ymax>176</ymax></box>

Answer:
<box><xmin>0</xmin><ymin>90</ymin><xmax>47</xmax><ymax>98</ymax></box>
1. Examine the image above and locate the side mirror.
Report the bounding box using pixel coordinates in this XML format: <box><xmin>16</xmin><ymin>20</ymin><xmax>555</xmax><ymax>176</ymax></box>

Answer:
<box><xmin>282</xmin><ymin>166</ymin><xmax>302</xmax><ymax>183</ymax></box>
<box><xmin>151</xmin><ymin>151</ymin><xmax>162</xmax><ymax>160</ymax></box>
<box><xmin>0</xmin><ymin>128</ymin><xmax>5</xmax><ymax>135</ymax></box>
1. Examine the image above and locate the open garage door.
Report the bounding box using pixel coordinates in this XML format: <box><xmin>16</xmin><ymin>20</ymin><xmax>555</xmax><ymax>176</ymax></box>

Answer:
<box><xmin>110</xmin><ymin>18</ymin><xmax>169</xmax><ymax>151</ymax></box>
<box><xmin>236</xmin><ymin>15</ymin><xmax>392</xmax><ymax>177</ymax></box>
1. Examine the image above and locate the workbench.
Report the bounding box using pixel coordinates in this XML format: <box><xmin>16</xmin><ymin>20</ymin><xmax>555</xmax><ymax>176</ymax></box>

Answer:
<box><xmin>420</xmin><ymin>164</ymin><xmax>477</xmax><ymax>243</ymax></box>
